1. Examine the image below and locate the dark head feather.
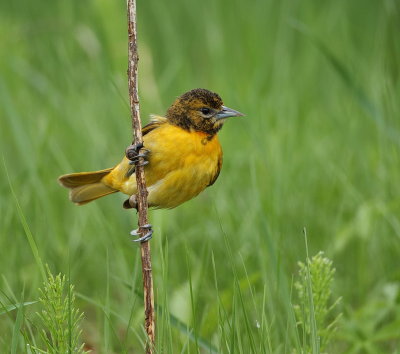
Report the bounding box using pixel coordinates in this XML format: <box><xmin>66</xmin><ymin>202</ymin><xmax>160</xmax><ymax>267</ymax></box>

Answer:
<box><xmin>178</xmin><ymin>89</ymin><xmax>223</xmax><ymax>110</ymax></box>
<box><xmin>166</xmin><ymin>88</ymin><xmax>225</xmax><ymax>135</ymax></box>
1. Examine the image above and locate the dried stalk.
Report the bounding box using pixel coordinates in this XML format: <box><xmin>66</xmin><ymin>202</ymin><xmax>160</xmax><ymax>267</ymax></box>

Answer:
<box><xmin>127</xmin><ymin>0</ymin><xmax>155</xmax><ymax>351</ymax></box>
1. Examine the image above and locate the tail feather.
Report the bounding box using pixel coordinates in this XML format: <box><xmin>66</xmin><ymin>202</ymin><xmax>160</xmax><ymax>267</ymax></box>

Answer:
<box><xmin>58</xmin><ymin>168</ymin><xmax>117</xmax><ymax>205</ymax></box>
<box><xmin>59</xmin><ymin>168</ymin><xmax>113</xmax><ymax>188</ymax></box>
<box><xmin>69</xmin><ymin>183</ymin><xmax>117</xmax><ymax>205</ymax></box>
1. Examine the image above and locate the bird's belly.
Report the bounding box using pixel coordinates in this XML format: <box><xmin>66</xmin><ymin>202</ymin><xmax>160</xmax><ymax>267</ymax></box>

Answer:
<box><xmin>146</xmin><ymin>162</ymin><xmax>214</xmax><ymax>208</ymax></box>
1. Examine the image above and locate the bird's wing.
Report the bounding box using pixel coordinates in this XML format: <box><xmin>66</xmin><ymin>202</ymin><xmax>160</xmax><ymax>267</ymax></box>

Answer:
<box><xmin>126</xmin><ymin>115</ymin><xmax>168</xmax><ymax>177</ymax></box>
<box><xmin>142</xmin><ymin>115</ymin><xmax>168</xmax><ymax>136</ymax></box>
<box><xmin>207</xmin><ymin>153</ymin><xmax>223</xmax><ymax>187</ymax></box>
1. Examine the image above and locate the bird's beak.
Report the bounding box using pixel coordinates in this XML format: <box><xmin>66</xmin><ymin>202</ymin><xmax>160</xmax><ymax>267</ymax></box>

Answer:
<box><xmin>215</xmin><ymin>105</ymin><xmax>244</xmax><ymax>120</ymax></box>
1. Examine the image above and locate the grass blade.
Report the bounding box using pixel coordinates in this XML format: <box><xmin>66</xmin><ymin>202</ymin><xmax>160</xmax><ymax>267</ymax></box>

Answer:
<box><xmin>0</xmin><ymin>301</ymin><xmax>38</xmax><ymax>316</ymax></box>
<box><xmin>2</xmin><ymin>157</ymin><xmax>46</xmax><ymax>281</ymax></box>
<box><xmin>11</xmin><ymin>289</ymin><xmax>25</xmax><ymax>354</ymax></box>
<box><xmin>112</xmin><ymin>275</ymin><xmax>219</xmax><ymax>353</ymax></box>
<box><xmin>303</xmin><ymin>228</ymin><xmax>319</xmax><ymax>354</ymax></box>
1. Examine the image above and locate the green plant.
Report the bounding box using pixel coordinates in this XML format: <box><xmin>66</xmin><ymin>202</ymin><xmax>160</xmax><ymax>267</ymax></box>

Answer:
<box><xmin>32</xmin><ymin>267</ymin><xmax>87</xmax><ymax>354</ymax></box>
<box><xmin>293</xmin><ymin>251</ymin><xmax>342</xmax><ymax>353</ymax></box>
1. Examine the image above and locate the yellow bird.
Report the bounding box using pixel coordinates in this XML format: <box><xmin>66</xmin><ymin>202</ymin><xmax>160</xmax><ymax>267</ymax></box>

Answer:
<box><xmin>59</xmin><ymin>88</ymin><xmax>243</xmax><ymax>238</ymax></box>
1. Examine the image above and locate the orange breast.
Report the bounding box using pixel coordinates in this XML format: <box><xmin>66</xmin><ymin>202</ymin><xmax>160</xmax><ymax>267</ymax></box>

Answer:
<box><xmin>103</xmin><ymin>123</ymin><xmax>223</xmax><ymax>209</ymax></box>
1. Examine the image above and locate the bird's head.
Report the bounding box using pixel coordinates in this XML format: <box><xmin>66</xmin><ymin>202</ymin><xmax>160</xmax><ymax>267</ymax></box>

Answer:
<box><xmin>166</xmin><ymin>88</ymin><xmax>244</xmax><ymax>136</ymax></box>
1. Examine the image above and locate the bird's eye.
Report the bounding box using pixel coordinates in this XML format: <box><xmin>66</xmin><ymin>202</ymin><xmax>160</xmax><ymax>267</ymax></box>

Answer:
<box><xmin>200</xmin><ymin>107</ymin><xmax>211</xmax><ymax>115</ymax></box>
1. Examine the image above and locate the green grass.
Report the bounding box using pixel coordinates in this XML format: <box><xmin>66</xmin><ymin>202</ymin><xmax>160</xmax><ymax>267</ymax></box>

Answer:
<box><xmin>1</xmin><ymin>0</ymin><xmax>400</xmax><ymax>352</ymax></box>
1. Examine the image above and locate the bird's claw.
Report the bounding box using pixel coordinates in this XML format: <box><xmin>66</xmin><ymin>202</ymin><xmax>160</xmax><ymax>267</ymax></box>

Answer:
<box><xmin>138</xmin><ymin>160</ymin><xmax>149</xmax><ymax>167</ymax></box>
<box><xmin>125</xmin><ymin>146</ymin><xmax>150</xmax><ymax>177</ymax></box>
<box><xmin>126</xmin><ymin>144</ymin><xmax>150</xmax><ymax>165</ymax></box>
<box><xmin>125</xmin><ymin>142</ymin><xmax>143</xmax><ymax>160</ymax></box>
<box><xmin>128</xmin><ymin>153</ymin><xmax>147</xmax><ymax>164</ymax></box>
<box><xmin>130</xmin><ymin>224</ymin><xmax>153</xmax><ymax>243</ymax></box>
<box><xmin>129</xmin><ymin>159</ymin><xmax>149</xmax><ymax>167</ymax></box>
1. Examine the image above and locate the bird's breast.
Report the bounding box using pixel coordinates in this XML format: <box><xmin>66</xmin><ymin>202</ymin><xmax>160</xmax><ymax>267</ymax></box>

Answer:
<box><xmin>112</xmin><ymin>124</ymin><xmax>223</xmax><ymax>208</ymax></box>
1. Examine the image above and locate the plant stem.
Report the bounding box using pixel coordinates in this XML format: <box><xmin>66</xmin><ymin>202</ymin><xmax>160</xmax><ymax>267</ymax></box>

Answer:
<box><xmin>127</xmin><ymin>0</ymin><xmax>155</xmax><ymax>352</ymax></box>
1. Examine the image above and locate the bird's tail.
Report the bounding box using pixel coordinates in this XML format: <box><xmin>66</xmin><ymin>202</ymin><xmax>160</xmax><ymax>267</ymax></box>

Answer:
<box><xmin>58</xmin><ymin>168</ymin><xmax>117</xmax><ymax>205</ymax></box>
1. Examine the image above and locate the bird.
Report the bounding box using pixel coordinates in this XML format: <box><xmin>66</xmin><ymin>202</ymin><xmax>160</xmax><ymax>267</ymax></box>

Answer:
<box><xmin>59</xmin><ymin>88</ymin><xmax>243</xmax><ymax>240</ymax></box>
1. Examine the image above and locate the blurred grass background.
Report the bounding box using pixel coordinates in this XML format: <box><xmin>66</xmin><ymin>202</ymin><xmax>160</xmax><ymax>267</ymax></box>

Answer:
<box><xmin>1</xmin><ymin>0</ymin><xmax>400</xmax><ymax>352</ymax></box>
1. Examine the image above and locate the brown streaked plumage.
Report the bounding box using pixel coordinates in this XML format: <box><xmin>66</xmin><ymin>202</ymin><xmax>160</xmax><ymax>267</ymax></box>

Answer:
<box><xmin>58</xmin><ymin>88</ymin><xmax>244</xmax><ymax>209</ymax></box>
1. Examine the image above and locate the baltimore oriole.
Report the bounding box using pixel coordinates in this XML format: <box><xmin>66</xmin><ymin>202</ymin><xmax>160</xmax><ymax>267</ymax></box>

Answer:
<box><xmin>59</xmin><ymin>88</ymin><xmax>243</xmax><ymax>239</ymax></box>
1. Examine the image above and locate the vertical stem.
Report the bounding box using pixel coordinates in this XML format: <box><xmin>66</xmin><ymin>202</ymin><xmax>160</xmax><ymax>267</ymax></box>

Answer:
<box><xmin>127</xmin><ymin>0</ymin><xmax>155</xmax><ymax>352</ymax></box>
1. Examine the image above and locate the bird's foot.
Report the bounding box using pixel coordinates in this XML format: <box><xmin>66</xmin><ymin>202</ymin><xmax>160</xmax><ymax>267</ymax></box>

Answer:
<box><xmin>128</xmin><ymin>153</ymin><xmax>150</xmax><ymax>166</ymax></box>
<box><xmin>123</xmin><ymin>194</ymin><xmax>137</xmax><ymax>209</ymax></box>
<box><xmin>125</xmin><ymin>143</ymin><xmax>150</xmax><ymax>166</ymax></box>
<box><xmin>125</xmin><ymin>142</ymin><xmax>143</xmax><ymax>160</ymax></box>
<box><xmin>125</xmin><ymin>143</ymin><xmax>150</xmax><ymax>178</ymax></box>
<box><xmin>130</xmin><ymin>224</ymin><xmax>153</xmax><ymax>243</ymax></box>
